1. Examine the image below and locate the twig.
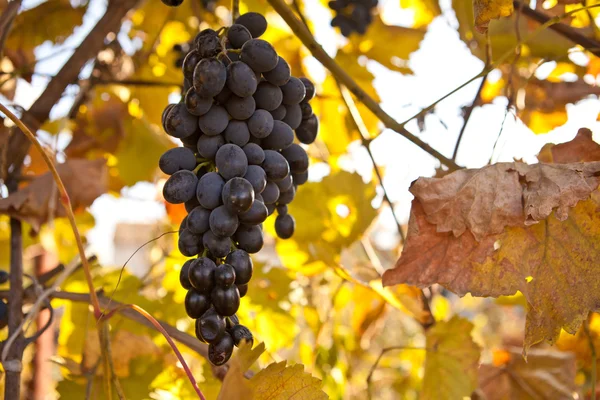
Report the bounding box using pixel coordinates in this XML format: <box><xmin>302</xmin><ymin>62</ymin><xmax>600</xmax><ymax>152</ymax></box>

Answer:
<box><xmin>231</xmin><ymin>0</ymin><xmax>240</xmax><ymax>22</ymax></box>
<box><xmin>514</xmin><ymin>1</ymin><xmax>600</xmax><ymax>58</ymax></box>
<box><xmin>264</xmin><ymin>0</ymin><xmax>460</xmax><ymax>171</ymax></box>
<box><xmin>96</xmin><ymin>78</ymin><xmax>183</xmax><ymax>88</ymax></box>
<box><xmin>0</xmin><ymin>102</ymin><xmax>101</xmax><ymax>317</ymax></box>
<box><xmin>452</xmin><ymin>75</ymin><xmax>487</xmax><ymax>162</ymax></box>
<box><xmin>0</xmin><ymin>0</ymin><xmax>22</xmax><ymax>59</ymax></box>
<box><xmin>584</xmin><ymin>317</ymin><xmax>597</xmax><ymax>400</ymax></box>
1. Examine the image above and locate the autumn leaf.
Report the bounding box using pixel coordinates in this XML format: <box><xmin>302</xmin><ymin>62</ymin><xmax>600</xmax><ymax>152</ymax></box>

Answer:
<box><xmin>477</xmin><ymin>347</ymin><xmax>576</xmax><ymax>399</ymax></box>
<box><xmin>0</xmin><ymin>159</ymin><xmax>108</xmax><ymax>232</ymax></box>
<box><xmin>217</xmin><ymin>342</ymin><xmax>265</xmax><ymax>400</ymax></box>
<box><xmin>473</xmin><ymin>0</ymin><xmax>513</xmax><ymax>33</ymax></box>
<box><xmin>249</xmin><ymin>361</ymin><xmax>328</xmax><ymax>399</ymax></box>
<box><xmin>422</xmin><ymin>316</ymin><xmax>481</xmax><ymax>399</ymax></box>
<box><xmin>383</xmin><ymin>129</ymin><xmax>600</xmax><ymax>352</ymax></box>
<box><xmin>538</xmin><ymin>127</ymin><xmax>600</xmax><ymax>163</ymax></box>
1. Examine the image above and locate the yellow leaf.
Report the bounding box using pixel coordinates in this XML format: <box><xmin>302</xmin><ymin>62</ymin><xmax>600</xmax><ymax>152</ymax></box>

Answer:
<box><xmin>250</xmin><ymin>362</ymin><xmax>328</xmax><ymax>399</ymax></box>
<box><xmin>520</xmin><ymin>109</ymin><xmax>568</xmax><ymax>134</ymax></box>
<box><xmin>217</xmin><ymin>342</ymin><xmax>265</xmax><ymax>400</ymax></box>
<box><xmin>422</xmin><ymin>316</ymin><xmax>481</xmax><ymax>400</ymax></box>
<box><xmin>400</xmin><ymin>0</ymin><xmax>441</xmax><ymax>28</ymax></box>
<box><xmin>473</xmin><ymin>0</ymin><xmax>514</xmax><ymax>33</ymax></box>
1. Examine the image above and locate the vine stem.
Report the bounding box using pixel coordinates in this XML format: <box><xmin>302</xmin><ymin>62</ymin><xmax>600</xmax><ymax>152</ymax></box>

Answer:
<box><xmin>0</xmin><ymin>101</ymin><xmax>102</xmax><ymax>318</ymax></box>
<box><xmin>264</xmin><ymin>0</ymin><xmax>460</xmax><ymax>172</ymax></box>
<box><xmin>100</xmin><ymin>304</ymin><xmax>207</xmax><ymax>400</ymax></box>
<box><xmin>231</xmin><ymin>0</ymin><xmax>240</xmax><ymax>22</ymax></box>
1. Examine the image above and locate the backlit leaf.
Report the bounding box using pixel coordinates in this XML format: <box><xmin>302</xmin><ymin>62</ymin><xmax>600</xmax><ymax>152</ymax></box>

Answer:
<box><xmin>473</xmin><ymin>0</ymin><xmax>513</xmax><ymax>33</ymax></box>
<box><xmin>249</xmin><ymin>361</ymin><xmax>328</xmax><ymax>399</ymax></box>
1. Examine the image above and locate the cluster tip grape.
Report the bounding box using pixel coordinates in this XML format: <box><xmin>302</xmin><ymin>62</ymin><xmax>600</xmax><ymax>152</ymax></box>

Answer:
<box><xmin>329</xmin><ymin>0</ymin><xmax>377</xmax><ymax>36</ymax></box>
<box><xmin>159</xmin><ymin>11</ymin><xmax>319</xmax><ymax>366</ymax></box>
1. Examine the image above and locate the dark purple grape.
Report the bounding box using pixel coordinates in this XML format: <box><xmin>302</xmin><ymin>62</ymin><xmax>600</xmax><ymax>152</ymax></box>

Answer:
<box><xmin>215</xmin><ymin>144</ymin><xmax>248</xmax><ymax>180</ymax></box>
<box><xmin>159</xmin><ymin>147</ymin><xmax>197</xmax><ymax>175</ymax></box>
<box><xmin>212</xmin><ymin>286</ymin><xmax>240</xmax><ymax>316</ymax></box>
<box><xmin>263</xmin><ymin>57</ymin><xmax>291</xmax><ymax>86</ymax></box>
<box><xmin>281</xmin><ymin>77</ymin><xmax>306</xmax><ymax>105</ymax></box>
<box><xmin>234</xmin><ymin>224</ymin><xmax>264</xmax><ymax>253</ymax></box>
<box><xmin>189</xmin><ymin>257</ymin><xmax>217</xmax><ymax>293</ymax></box>
<box><xmin>261</xmin><ymin>120</ymin><xmax>293</xmax><ymax>150</ymax></box>
<box><xmin>282</xmin><ymin>104</ymin><xmax>302</xmax><ymax>130</ymax></box>
<box><xmin>266</xmin><ymin>202</ymin><xmax>276</xmax><ymax>216</ymax></box>
<box><xmin>164</xmin><ymin>103</ymin><xmax>199</xmax><ymax>139</ymax></box>
<box><xmin>193</xmin><ymin>58</ymin><xmax>227</xmax><ymax>98</ymax></box>
<box><xmin>195</xmin><ymin>29</ymin><xmax>222</xmax><ymax>58</ymax></box>
<box><xmin>275</xmin><ymin>174</ymin><xmax>293</xmax><ymax>192</ymax></box>
<box><xmin>215</xmin><ymin>263</ymin><xmax>236</xmax><ymax>287</ymax></box>
<box><xmin>197</xmin><ymin>134</ymin><xmax>225</xmax><ymax>159</ymax></box>
<box><xmin>183</xmin><ymin>50</ymin><xmax>202</xmax><ymax>81</ymax></box>
<box><xmin>198</xmin><ymin>105</ymin><xmax>229</xmax><ymax>136</ymax></box>
<box><xmin>275</xmin><ymin>213</ymin><xmax>295</xmax><ymax>239</ymax></box>
<box><xmin>243</xmin><ymin>165</ymin><xmax>266</xmax><ymax>194</ymax></box>
<box><xmin>185</xmin><ymin>88</ymin><xmax>213</xmax><ymax>116</ymax></box>
<box><xmin>238</xmin><ymin>199</ymin><xmax>268</xmax><ymax>225</ymax></box>
<box><xmin>300</xmin><ymin>102</ymin><xmax>313</xmax><ymax>119</ymax></box>
<box><xmin>235</xmin><ymin>12</ymin><xmax>268</xmax><ymax>38</ymax></box>
<box><xmin>281</xmin><ymin>143</ymin><xmax>309</xmax><ymax>173</ymax></box>
<box><xmin>196</xmin><ymin>308</ymin><xmax>225</xmax><ymax>343</ymax></box>
<box><xmin>262</xmin><ymin>150</ymin><xmax>290</xmax><ymax>181</ymax></box>
<box><xmin>237</xmin><ymin>284</ymin><xmax>248</xmax><ymax>297</ymax></box>
<box><xmin>270</xmin><ymin>104</ymin><xmax>287</xmax><ymax>121</ymax></box>
<box><xmin>180</xmin><ymin>128</ymin><xmax>201</xmax><ymax>149</ymax></box>
<box><xmin>187</xmin><ymin>206</ymin><xmax>211</xmax><ymax>234</ymax></box>
<box><xmin>253</xmin><ymin>81</ymin><xmax>282</xmax><ymax>111</ymax></box>
<box><xmin>227</xmin><ymin>24</ymin><xmax>252</xmax><ymax>48</ymax></box>
<box><xmin>276</xmin><ymin>204</ymin><xmax>288</xmax><ymax>215</ymax></box>
<box><xmin>208</xmin><ymin>332</ymin><xmax>234</xmax><ymax>365</ymax></box>
<box><xmin>293</xmin><ymin>171</ymin><xmax>308</xmax><ymax>185</ymax></box>
<box><xmin>247</xmin><ymin>109</ymin><xmax>274</xmax><ymax>139</ymax></box>
<box><xmin>299</xmin><ymin>77</ymin><xmax>315</xmax><ymax>101</ymax></box>
<box><xmin>162</xmin><ymin>104</ymin><xmax>175</xmax><ymax>130</ymax></box>
<box><xmin>226</xmin><ymin>95</ymin><xmax>256</xmax><ymax>120</ymax></box>
<box><xmin>180</xmin><ymin>260</ymin><xmax>194</xmax><ymax>289</ymax></box>
<box><xmin>178</xmin><ymin>229</ymin><xmax>203</xmax><ymax>257</ymax></box>
<box><xmin>215</xmin><ymin>85</ymin><xmax>232</xmax><ymax>104</ymax></box>
<box><xmin>185</xmin><ymin>195</ymin><xmax>201</xmax><ymax>213</ymax></box>
<box><xmin>227</xmin><ymin>61</ymin><xmax>258</xmax><ymax>97</ymax></box>
<box><xmin>224</xmin><ymin>120</ymin><xmax>250</xmax><ymax>146</ymax></box>
<box><xmin>185</xmin><ymin>290</ymin><xmax>211</xmax><ymax>318</ymax></box>
<box><xmin>261</xmin><ymin>181</ymin><xmax>280</xmax><ymax>204</ymax></box>
<box><xmin>179</xmin><ymin>215</ymin><xmax>188</xmax><ymax>233</ymax></box>
<box><xmin>230</xmin><ymin>324</ymin><xmax>254</xmax><ymax>347</ymax></box>
<box><xmin>240</xmin><ymin>39</ymin><xmax>278</xmax><ymax>72</ymax></box>
<box><xmin>203</xmin><ymin>230</ymin><xmax>232</xmax><ymax>258</ymax></box>
<box><xmin>210</xmin><ymin>205</ymin><xmax>239</xmax><ymax>237</ymax></box>
<box><xmin>225</xmin><ymin>249</ymin><xmax>253</xmax><ymax>285</ymax></box>
<box><xmin>295</xmin><ymin>114</ymin><xmax>319</xmax><ymax>144</ymax></box>
<box><xmin>278</xmin><ymin>185</ymin><xmax>296</xmax><ymax>204</ymax></box>
<box><xmin>222</xmin><ymin>177</ymin><xmax>255</xmax><ymax>213</ymax></box>
<box><xmin>197</xmin><ymin>172</ymin><xmax>225</xmax><ymax>209</ymax></box>
<box><xmin>242</xmin><ymin>143</ymin><xmax>265</xmax><ymax>165</ymax></box>
<box><xmin>163</xmin><ymin>170</ymin><xmax>198</xmax><ymax>204</ymax></box>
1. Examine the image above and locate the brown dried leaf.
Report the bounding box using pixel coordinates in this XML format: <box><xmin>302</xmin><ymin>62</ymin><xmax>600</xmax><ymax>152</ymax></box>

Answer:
<box><xmin>0</xmin><ymin>159</ymin><xmax>108</xmax><ymax>231</ymax></box>
<box><xmin>477</xmin><ymin>348</ymin><xmax>576</xmax><ymax>400</ymax></box>
<box><xmin>538</xmin><ymin>128</ymin><xmax>600</xmax><ymax>164</ymax></box>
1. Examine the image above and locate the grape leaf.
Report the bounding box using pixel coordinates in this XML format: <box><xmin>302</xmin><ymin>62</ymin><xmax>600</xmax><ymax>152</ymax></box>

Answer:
<box><xmin>473</xmin><ymin>0</ymin><xmax>513</xmax><ymax>33</ymax></box>
<box><xmin>538</xmin><ymin>127</ymin><xmax>600</xmax><ymax>163</ymax></box>
<box><xmin>477</xmin><ymin>347</ymin><xmax>576</xmax><ymax>399</ymax></box>
<box><xmin>383</xmin><ymin>130</ymin><xmax>600</xmax><ymax>352</ymax></box>
<box><xmin>422</xmin><ymin>316</ymin><xmax>481</xmax><ymax>400</ymax></box>
<box><xmin>249</xmin><ymin>361</ymin><xmax>328</xmax><ymax>400</ymax></box>
<box><xmin>0</xmin><ymin>159</ymin><xmax>108</xmax><ymax>231</ymax></box>
<box><xmin>217</xmin><ymin>342</ymin><xmax>265</xmax><ymax>400</ymax></box>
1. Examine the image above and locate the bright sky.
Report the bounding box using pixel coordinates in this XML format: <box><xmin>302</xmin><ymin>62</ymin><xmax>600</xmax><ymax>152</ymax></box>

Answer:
<box><xmin>7</xmin><ymin>0</ymin><xmax>600</xmax><ymax>263</ymax></box>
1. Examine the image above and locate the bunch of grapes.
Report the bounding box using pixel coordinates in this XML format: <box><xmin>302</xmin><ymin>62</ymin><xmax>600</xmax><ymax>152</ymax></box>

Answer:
<box><xmin>159</xmin><ymin>12</ymin><xmax>318</xmax><ymax>366</ymax></box>
<box><xmin>328</xmin><ymin>0</ymin><xmax>377</xmax><ymax>36</ymax></box>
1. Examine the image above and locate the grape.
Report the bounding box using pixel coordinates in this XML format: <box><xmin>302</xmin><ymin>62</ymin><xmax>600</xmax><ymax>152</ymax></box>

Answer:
<box><xmin>179</xmin><ymin>216</ymin><xmax>188</xmax><ymax>233</ymax></box>
<box><xmin>163</xmin><ymin>170</ymin><xmax>198</xmax><ymax>204</ymax></box>
<box><xmin>187</xmin><ymin>206</ymin><xmax>211</xmax><ymax>234</ymax></box>
<box><xmin>180</xmin><ymin>128</ymin><xmax>201</xmax><ymax>149</ymax></box>
<box><xmin>197</xmin><ymin>134</ymin><xmax>225</xmax><ymax>159</ymax></box>
<box><xmin>159</xmin><ymin>147</ymin><xmax>197</xmax><ymax>175</ymax></box>
<box><xmin>182</xmin><ymin>50</ymin><xmax>201</xmax><ymax>81</ymax></box>
<box><xmin>243</xmin><ymin>165</ymin><xmax>267</xmax><ymax>194</ymax></box>
<box><xmin>197</xmin><ymin>172</ymin><xmax>225</xmax><ymax>209</ymax></box>
<box><xmin>178</xmin><ymin>229</ymin><xmax>203</xmax><ymax>257</ymax></box>
<box><xmin>253</xmin><ymin>81</ymin><xmax>282</xmax><ymax>111</ymax></box>
<box><xmin>185</xmin><ymin>88</ymin><xmax>213</xmax><ymax>116</ymax></box>
<box><xmin>266</xmin><ymin>203</ymin><xmax>276</xmax><ymax>216</ymax></box>
<box><xmin>224</xmin><ymin>120</ymin><xmax>250</xmax><ymax>146</ymax></box>
<box><xmin>299</xmin><ymin>77</ymin><xmax>316</xmax><ymax>101</ymax></box>
<box><xmin>278</xmin><ymin>185</ymin><xmax>296</xmax><ymax>204</ymax></box>
<box><xmin>227</xmin><ymin>314</ymin><xmax>240</xmax><ymax>329</ymax></box>
<box><xmin>0</xmin><ymin>299</ymin><xmax>7</xmax><ymax>329</ymax></box>
<box><xmin>262</xmin><ymin>150</ymin><xmax>290</xmax><ymax>181</ymax></box>
<box><xmin>189</xmin><ymin>257</ymin><xmax>217</xmax><ymax>293</ymax></box>
<box><xmin>300</xmin><ymin>102</ymin><xmax>313</xmax><ymax>119</ymax></box>
<box><xmin>195</xmin><ymin>29</ymin><xmax>222</xmax><ymax>58</ymax></box>
<box><xmin>226</xmin><ymin>95</ymin><xmax>256</xmax><ymax>120</ymax></box>
<box><xmin>235</xmin><ymin>12</ymin><xmax>268</xmax><ymax>38</ymax></box>
<box><xmin>185</xmin><ymin>196</ymin><xmax>200</xmax><ymax>213</ymax></box>
<box><xmin>293</xmin><ymin>171</ymin><xmax>308</xmax><ymax>185</ymax></box>
<box><xmin>222</xmin><ymin>177</ymin><xmax>255</xmax><ymax>213</ymax></box>
<box><xmin>275</xmin><ymin>174</ymin><xmax>293</xmax><ymax>192</ymax></box>
<box><xmin>230</xmin><ymin>325</ymin><xmax>254</xmax><ymax>347</ymax></box>
<box><xmin>196</xmin><ymin>308</ymin><xmax>225</xmax><ymax>343</ymax></box>
<box><xmin>263</xmin><ymin>57</ymin><xmax>291</xmax><ymax>86</ymax></box>
<box><xmin>203</xmin><ymin>230</ymin><xmax>231</xmax><ymax>258</ymax></box>
<box><xmin>242</xmin><ymin>143</ymin><xmax>265</xmax><ymax>165</ymax></box>
<box><xmin>270</xmin><ymin>104</ymin><xmax>287</xmax><ymax>121</ymax></box>
<box><xmin>239</xmin><ymin>199</ymin><xmax>268</xmax><ymax>225</ymax></box>
<box><xmin>240</xmin><ymin>39</ymin><xmax>278</xmax><ymax>72</ymax></box>
<box><xmin>208</xmin><ymin>332</ymin><xmax>234</xmax><ymax>365</ymax></box>
<box><xmin>225</xmin><ymin>250</ymin><xmax>253</xmax><ymax>285</ymax></box>
<box><xmin>234</xmin><ymin>224</ymin><xmax>264</xmax><ymax>253</ymax></box>
<box><xmin>247</xmin><ymin>109</ymin><xmax>274</xmax><ymax>139</ymax></box>
<box><xmin>198</xmin><ymin>105</ymin><xmax>229</xmax><ymax>136</ymax></box>
<box><xmin>215</xmin><ymin>264</ymin><xmax>236</xmax><ymax>287</ymax></box>
<box><xmin>212</xmin><ymin>286</ymin><xmax>240</xmax><ymax>316</ymax></box>
<box><xmin>295</xmin><ymin>114</ymin><xmax>319</xmax><ymax>144</ymax></box>
<box><xmin>162</xmin><ymin>104</ymin><xmax>175</xmax><ymax>130</ymax></box>
<box><xmin>193</xmin><ymin>58</ymin><xmax>226</xmax><ymax>98</ymax></box>
<box><xmin>227</xmin><ymin>61</ymin><xmax>258</xmax><ymax>97</ymax></box>
<box><xmin>209</xmin><ymin>205</ymin><xmax>239</xmax><ymax>237</ymax></box>
<box><xmin>276</xmin><ymin>204</ymin><xmax>288</xmax><ymax>215</ymax></box>
<box><xmin>215</xmin><ymin>144</ymin><xmax>248</xmax><ymax>180</ymax></box>
<box><xmin>164</xmin><ymin>103</ymin><xmax>199</xmax><ymax>139</ymax></box>
<box><xmin>281</xmin><ymin>143</ymin><xmax>309</xmax><ymax>173</ymax></box>
<box><xmin>185</xmin><ymin>290</ymin><xmax>211</xmax><ymax>318</ymax></box>
<box><xmin>275</xmin><ymin>213</ymin><xmax>295</xmax><ymax>239</ymax></box>
<box><xmin>237</xmin><ymin>284</ymin><xmax>248</xmax><ymax>297</ymax></box>
<box><xmin>261</xmin><ymin>120</ymin><xmax>293</xmax><ymax>150</ymax></box>
<box><xmin>227</xmin><ymin>24</ymin><xmax>252</xmax><ymax>48</ymax></box>
<box><xmin>162</xmin><ymin>0</ymin><xmax>184</xmax><ymax>7</ymax></box>
<box><xmin>261</xmin><ymin>181</ymin><xmax>280</xmax><ymax>204</ymax></box>
<box><xmin>282</xmin><ymin>104</ymin><xmax>302</xmax><ymax>130</ymax></box>
<box><xmin>215</xmin><ymin>85</ymin><xmax>232</xmax><ymax>104</ymax></box>
<box><xmin>180</xmin><ymin>260</ymin><xmax>194</xmax><ymax>289</ymax></box>
<box><xmin>281</xmin><ymin>77</ymin><xmax>306</xmax><ymax>105</ymax></box>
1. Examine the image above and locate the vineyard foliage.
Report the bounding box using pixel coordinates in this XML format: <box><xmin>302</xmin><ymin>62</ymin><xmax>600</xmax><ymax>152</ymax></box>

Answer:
<box><xmin>0</xmin><ymin>0</ymin><xmax>599</xmax><ymax>398</ymax></box>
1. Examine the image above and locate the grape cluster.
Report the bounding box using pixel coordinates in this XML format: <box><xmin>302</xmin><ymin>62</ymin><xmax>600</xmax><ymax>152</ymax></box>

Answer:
<box><xmin>159</xmin><ymin>12</ymin><xmax>318</xmax><ymax>365</ymax></box>
<box><xmin>328</xmin><ymin>0</ymin><xmax>377</xmax><ymax>36</ymax></box>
